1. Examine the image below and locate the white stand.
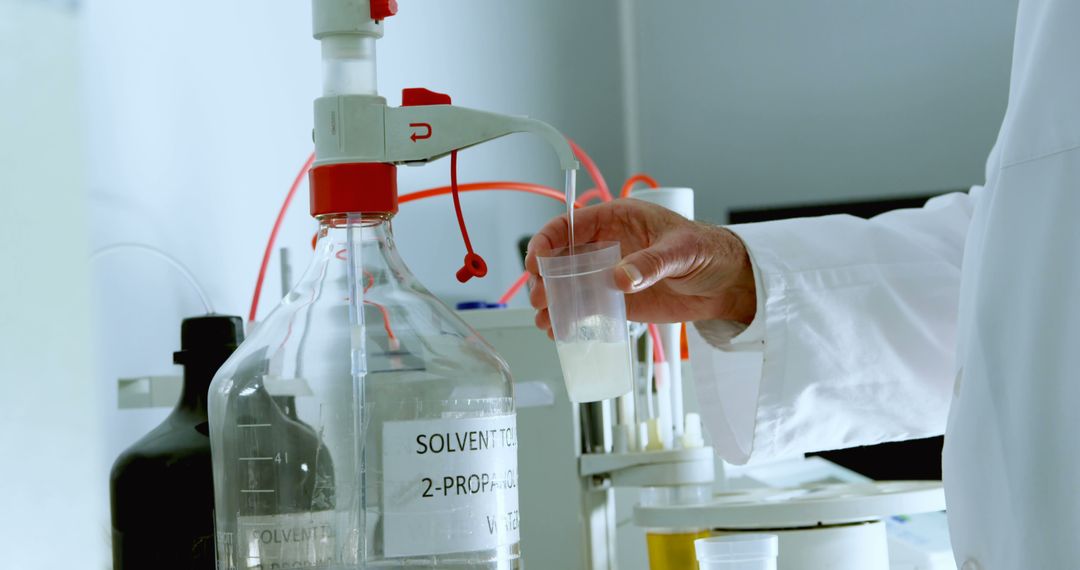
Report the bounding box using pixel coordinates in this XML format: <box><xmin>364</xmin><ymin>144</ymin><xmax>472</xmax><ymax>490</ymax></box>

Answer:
<box><xmin>635</xmin><ymin>482</ymin><xmax>946</xmax><ymax>570</ymax></box>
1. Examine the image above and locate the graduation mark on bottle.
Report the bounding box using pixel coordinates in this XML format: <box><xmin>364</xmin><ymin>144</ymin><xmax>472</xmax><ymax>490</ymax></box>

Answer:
<box><xmin>383</xmin><ymin>414</ymin><xmax>521</xmax><ymax>557</ymax></box>
<box><xmin>232</xmin><ymin>510</ymin><xmax>338</xmax><ymax>568</ymax></box>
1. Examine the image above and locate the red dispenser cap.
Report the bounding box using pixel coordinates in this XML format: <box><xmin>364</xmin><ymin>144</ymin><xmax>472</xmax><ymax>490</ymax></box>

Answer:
<box><xmin>309</xmin><ymin>163</ymin><xmax>398</xmax><ymax>216</ymax></box>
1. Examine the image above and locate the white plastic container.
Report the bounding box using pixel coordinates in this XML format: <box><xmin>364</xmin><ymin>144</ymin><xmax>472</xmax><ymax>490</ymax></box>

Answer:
<box><xmin>537</xmin><ymin>241</ymin><xmax>633</xmax><ymax>402</ymax></box>
<box><xmin>695</xmin><ymin>534</ymin><xmax>779</xmax><ymax>570</ymax></box>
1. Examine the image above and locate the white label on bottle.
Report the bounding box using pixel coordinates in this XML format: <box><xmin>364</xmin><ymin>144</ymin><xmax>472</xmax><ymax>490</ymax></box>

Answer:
<box><xmin>236</xmin><ymin>511</ymin><xmax>338</xmax><ymax>568</ymax></box>
<box><xmin>382</xmin><ymin>414</ymin><xmax>520</xmax><ymax>558</ymax></box>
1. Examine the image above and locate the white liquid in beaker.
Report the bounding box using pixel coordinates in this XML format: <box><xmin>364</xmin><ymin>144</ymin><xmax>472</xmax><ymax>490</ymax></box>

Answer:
<box><xmin>556</xmin><ymin>339</ymin><xmax>633</xmax><ymax>403</ymax></box>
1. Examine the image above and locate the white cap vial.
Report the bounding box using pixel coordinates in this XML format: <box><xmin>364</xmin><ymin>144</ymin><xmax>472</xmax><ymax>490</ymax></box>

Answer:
<box><xmin>695</xmin><ymin>534</ymin><xmax>779</xmax><ymax>570</ymax></box>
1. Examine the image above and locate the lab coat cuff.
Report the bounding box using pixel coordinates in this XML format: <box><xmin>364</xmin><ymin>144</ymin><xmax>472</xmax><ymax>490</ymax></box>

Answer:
<box><xmin>691</xmin><ymin>237</ymin><xmax>767</xmax><ymax>349</ymax></box>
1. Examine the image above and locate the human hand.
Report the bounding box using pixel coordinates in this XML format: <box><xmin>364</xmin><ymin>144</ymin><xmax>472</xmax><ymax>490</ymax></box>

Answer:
<box><xmin>525</xmin><ymin>199</ymin><xmax>757</xmax><ymax>337</ymax></box>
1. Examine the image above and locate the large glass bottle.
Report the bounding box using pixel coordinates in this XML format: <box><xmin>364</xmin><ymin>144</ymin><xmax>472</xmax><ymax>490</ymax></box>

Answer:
<box><xmin>209</xmin><ymin>213</ymin><xmax>520</xmax><ymax>569</ymax></box>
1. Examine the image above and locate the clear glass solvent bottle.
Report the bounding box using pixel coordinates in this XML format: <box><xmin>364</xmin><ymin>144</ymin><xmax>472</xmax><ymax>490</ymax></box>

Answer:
<box><xmin>209</xmin><ymin>210</ymin><xmax>521</xmax><ymax>569</ymax></box>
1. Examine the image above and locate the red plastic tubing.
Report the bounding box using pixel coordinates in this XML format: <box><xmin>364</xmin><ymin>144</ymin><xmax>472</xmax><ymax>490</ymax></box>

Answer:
<box><xmin>574</xmin><ymin>187</ymin><xmax>603</xmax><ymax>206</ymax></box>
<box><xmin>248</xmin><ymin>144</ymin><xmax>663</xmax><ymax>363</ymax></box>
<box><xmin>620</xmin><ymin>173</ymin><xmax>660</xmax><ymax>198</ymax></box>
<box><xmin>399</xmin><ymin>181</ymin><xmax>568</xmax><ymax>205</ymax></box>
<box><xmin>249</xmin><ymin>152</ymin><xmax>316</xmax><ymax>323</ymax></box>
<box><xmin>249</xmin><ymin>177</ymin><xmax>575</xmax><ymax>321</ymax></box>
<box><xmin>497</xmin><ymin>271</ymin><xmax>531</xmax><ymax>306</ymax></box>
<box><xmin>568</xmin><ymin>139</ymin><xmax>612</xmax><ymax>202</ymax></box>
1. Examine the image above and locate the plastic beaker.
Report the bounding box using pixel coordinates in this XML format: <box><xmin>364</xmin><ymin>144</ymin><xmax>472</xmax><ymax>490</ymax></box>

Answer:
<box><xmin>537</xmin><ymin>241</ymin><xmax>633</xmax><ymax>403</ymax></box>
<box><xmin>694</xmin><ymin>534</ymin><xmax>779</xmax><ymax>570</ymax></box>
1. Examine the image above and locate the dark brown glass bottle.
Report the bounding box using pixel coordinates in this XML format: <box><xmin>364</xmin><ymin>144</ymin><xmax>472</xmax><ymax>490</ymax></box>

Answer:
<box><xmin>110</xmin><ymin>315</ymin><xmax>243</xmax><ymax>569</ymax></box>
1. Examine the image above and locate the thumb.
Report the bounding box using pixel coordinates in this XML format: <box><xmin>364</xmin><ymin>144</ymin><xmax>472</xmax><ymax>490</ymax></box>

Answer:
<box><xmin>614</xmin><ymin>235</ymin><xmax>694</xmax><ymax>293</ymax></box>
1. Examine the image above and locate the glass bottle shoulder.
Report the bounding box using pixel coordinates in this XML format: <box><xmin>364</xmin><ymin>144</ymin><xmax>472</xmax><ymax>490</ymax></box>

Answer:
<box><xmin>209</xmin><ymin>219</ymin><xmax>514</xmax><ymax>406</ymax></box>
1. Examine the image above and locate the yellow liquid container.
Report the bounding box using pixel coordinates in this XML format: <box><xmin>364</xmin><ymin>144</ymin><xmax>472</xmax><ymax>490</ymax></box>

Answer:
<box><xmin>640</xmin><ymin>484</ymin><xmax>714</xmax><ymax>569</ymax></box>
<box><xmin>646</xmin><ymin>529</ymin><xmax>711</xmax><ymax>570</ymax></box>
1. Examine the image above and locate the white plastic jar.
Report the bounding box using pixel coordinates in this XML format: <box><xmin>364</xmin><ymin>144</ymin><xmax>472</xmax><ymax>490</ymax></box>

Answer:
<box><xmin>695</xmin><ymin>534</ymin><xmax>779</xmax><ymax>570</ymax></box>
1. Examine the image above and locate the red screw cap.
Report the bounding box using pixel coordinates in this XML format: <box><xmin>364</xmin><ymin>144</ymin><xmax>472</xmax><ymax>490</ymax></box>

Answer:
<box><xmin>309</xmin><ymin>163</ymin><xmax>398</xmax><ymax>217</ymax></box>
<box><xmin>371</xmin><ymin>0</ymin><xmax>398</xmax><ymax>21</ymax></box>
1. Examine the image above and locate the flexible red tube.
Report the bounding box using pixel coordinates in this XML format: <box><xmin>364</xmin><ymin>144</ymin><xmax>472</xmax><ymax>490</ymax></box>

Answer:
<box><xmin>371</xmin><ymin>302</ymin><xmax>397</xmax><ymax>341</ymax></box>
<box><xmin>251</xmin><ymin>170</ymin><xmax>570</xmax><ymax>321</ymax></box>
<box><xmin>251</xmin><ymin>148</ymin><xmax>667</xmax><ymax>371</ymax></box>
<box><xmin>449</xmin><ymin>151</ymin><xmax>475</xmax><ymax>254</ymax></box>
<box><xmin>647</xmin><ymin>323</ymin><xmax>666</xmax><ymax>363</ymax></box>
<box><xmin>497</xmin><ymin>271</ymin><xmax>531</xmax><ymax>306</ymax></box>
<box><xmin>305</xmin><ymin>182</ymin><xmax>576</xmax><ymax>304</ymax></box>
<box><xmin>448</xmin><ymin>150</ymin><xmax>489</xmax><ymax>283</ymax></box>
<box><xmin>250</xmin><ymin>146</ymin><xmax>655</xmax><ymax>335</ymax></box>
<box><xmin>574</xmin><ymin>188</ymin><xmax>602</xmax><ymax>207</ymax></box>
<box><xmin>400</xmin><ymin>182</ymin><xmax>568</xmax><ymax>204</ymax></box>
<box><xmin>569</xmin><ymin>139</ymin><xmax>612</xmax><ymax>202</ymax></box>
<box><xmin>620</xmin><ymin>173</ymin><xmax>660</xmax><ymax>198</ymax></box>
<box><xmin>361</xmin><ymin>270</ymin><xmax>395</xmax><ymax>340</ymax></box>
<box><xmin>249</xmin><ymin>151</ymin><xmax>316</xmax><ymax>323</ymax></box>
<box><xmin>249</xmin><ymin>151</ymin><xmax>668</xmax><ymax>374</ymax></box>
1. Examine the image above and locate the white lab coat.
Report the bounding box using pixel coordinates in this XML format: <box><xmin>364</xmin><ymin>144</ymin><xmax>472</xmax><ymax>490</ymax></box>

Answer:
<box><xmin>689</xmin><ymin>1</ymin><xmax>1080</xmax><ymax>568</ymax></box>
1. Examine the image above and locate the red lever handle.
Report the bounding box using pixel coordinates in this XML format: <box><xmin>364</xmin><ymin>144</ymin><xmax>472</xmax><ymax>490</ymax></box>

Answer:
<box><xmin>402</xmin><ymin>87</ymin><xmax>452</xmax><ymax>107</ymax></box>
<box><xmin>371</xmin><ymin>0</ymin><xmax>398</xmax><ymax>21</ymax></box>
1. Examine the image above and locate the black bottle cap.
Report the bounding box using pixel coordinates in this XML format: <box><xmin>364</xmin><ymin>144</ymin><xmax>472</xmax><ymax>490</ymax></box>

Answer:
<box><xmin>173</xmin><ymin>314</ymin><xmax>244</xmax><ymax>365</ymax></box>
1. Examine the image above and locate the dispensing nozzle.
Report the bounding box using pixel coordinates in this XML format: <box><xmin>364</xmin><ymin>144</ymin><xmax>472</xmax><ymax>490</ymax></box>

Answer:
<box><xmin>387</xmin><ymin>93</ymin><xmax>580</xmax><ymax>171</ymax></box>
<box><xmin>312</xmin><ymin>87</ymin><xmax>579</xmax><ymax>171</ymax></box>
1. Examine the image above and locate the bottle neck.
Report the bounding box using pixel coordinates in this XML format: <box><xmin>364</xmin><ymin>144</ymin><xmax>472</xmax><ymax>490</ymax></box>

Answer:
<box><xmin>314</xmin><ymin>212</ymin><xmax>405</xmax><ymax>278</ymax></box>
<box><xmin>304</xmin><ymin>210</ymin><xmax>428</xmax><ymax>359</ymax></box>
<box><xmin>176</xmin><ymin>353</ymin><xmax>234</xmax><ymax>416</ymax></box>
<box><xmin>316</xmin><ymin>212</ymin><xmax>394</xmax><ymax>241</ymax></box>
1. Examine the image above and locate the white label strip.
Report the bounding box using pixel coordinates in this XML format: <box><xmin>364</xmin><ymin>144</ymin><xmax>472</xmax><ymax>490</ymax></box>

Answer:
<box><xmin>382</xmin><ymin>414</ymin><xmax>521</xmax><ymax>558</ymax></box>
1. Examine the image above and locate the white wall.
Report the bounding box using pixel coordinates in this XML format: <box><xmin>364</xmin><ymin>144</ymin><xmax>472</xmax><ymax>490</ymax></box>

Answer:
<box><xmin>629</xmin><ymin>0</ymin><xmax>1017</xmax><ymax>223</ymax></box>
<box><xmin>80</xmin><ymin>0</ymin><xmax>626</xmax><ymax>506</ymax></box>
<box><xmin>0</xmin><ymin>0</ymin><xmax>106</xmax><ymax>567</ymax></box>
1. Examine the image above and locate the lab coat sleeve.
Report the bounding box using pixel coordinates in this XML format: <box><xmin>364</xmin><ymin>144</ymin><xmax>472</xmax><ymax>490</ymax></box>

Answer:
<box><xmin>689</xmin><ymin>189</ymin><xmax>979</xmax><ymax>464</ymax></box>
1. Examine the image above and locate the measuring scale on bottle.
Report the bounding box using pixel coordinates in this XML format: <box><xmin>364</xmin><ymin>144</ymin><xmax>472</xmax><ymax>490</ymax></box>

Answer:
<box><xmin>228</xmin><ymin>375</ymin><xmax>340</xmax><ymax>568</ymax></box>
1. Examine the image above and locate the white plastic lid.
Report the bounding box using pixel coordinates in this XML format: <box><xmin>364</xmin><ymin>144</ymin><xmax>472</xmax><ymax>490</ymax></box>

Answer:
<box><xmin>629</xmin><ymin>187</ymin><xmax>695</xmax><ymax>220</ymax></box>
<box><xmin>682</xmin><ymin>413</ymin><xmax>706</xmax><ymax>448</ymax></box>
<box><xmin>695</xmin><ymin>534</ymin><xmax>778</xmax><ymax>562</ymax></box>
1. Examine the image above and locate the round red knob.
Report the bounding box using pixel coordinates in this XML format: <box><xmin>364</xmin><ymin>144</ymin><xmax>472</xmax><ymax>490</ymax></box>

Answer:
<box><xmin>371</xmin><ymin>0</ymin><xmax>398</xmax><ymax>21</ymax></box>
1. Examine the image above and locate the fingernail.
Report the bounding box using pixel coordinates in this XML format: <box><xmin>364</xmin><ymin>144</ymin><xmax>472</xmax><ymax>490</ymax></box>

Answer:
<box><xmin>528</xmin><ymin>275</ymin><xmax>538</xmax><ymax>288</ymax></box>
<box><xmin>620</xmin><ymin>263</ymin><xmax>644</xmax><ymax>289</ymax></box>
